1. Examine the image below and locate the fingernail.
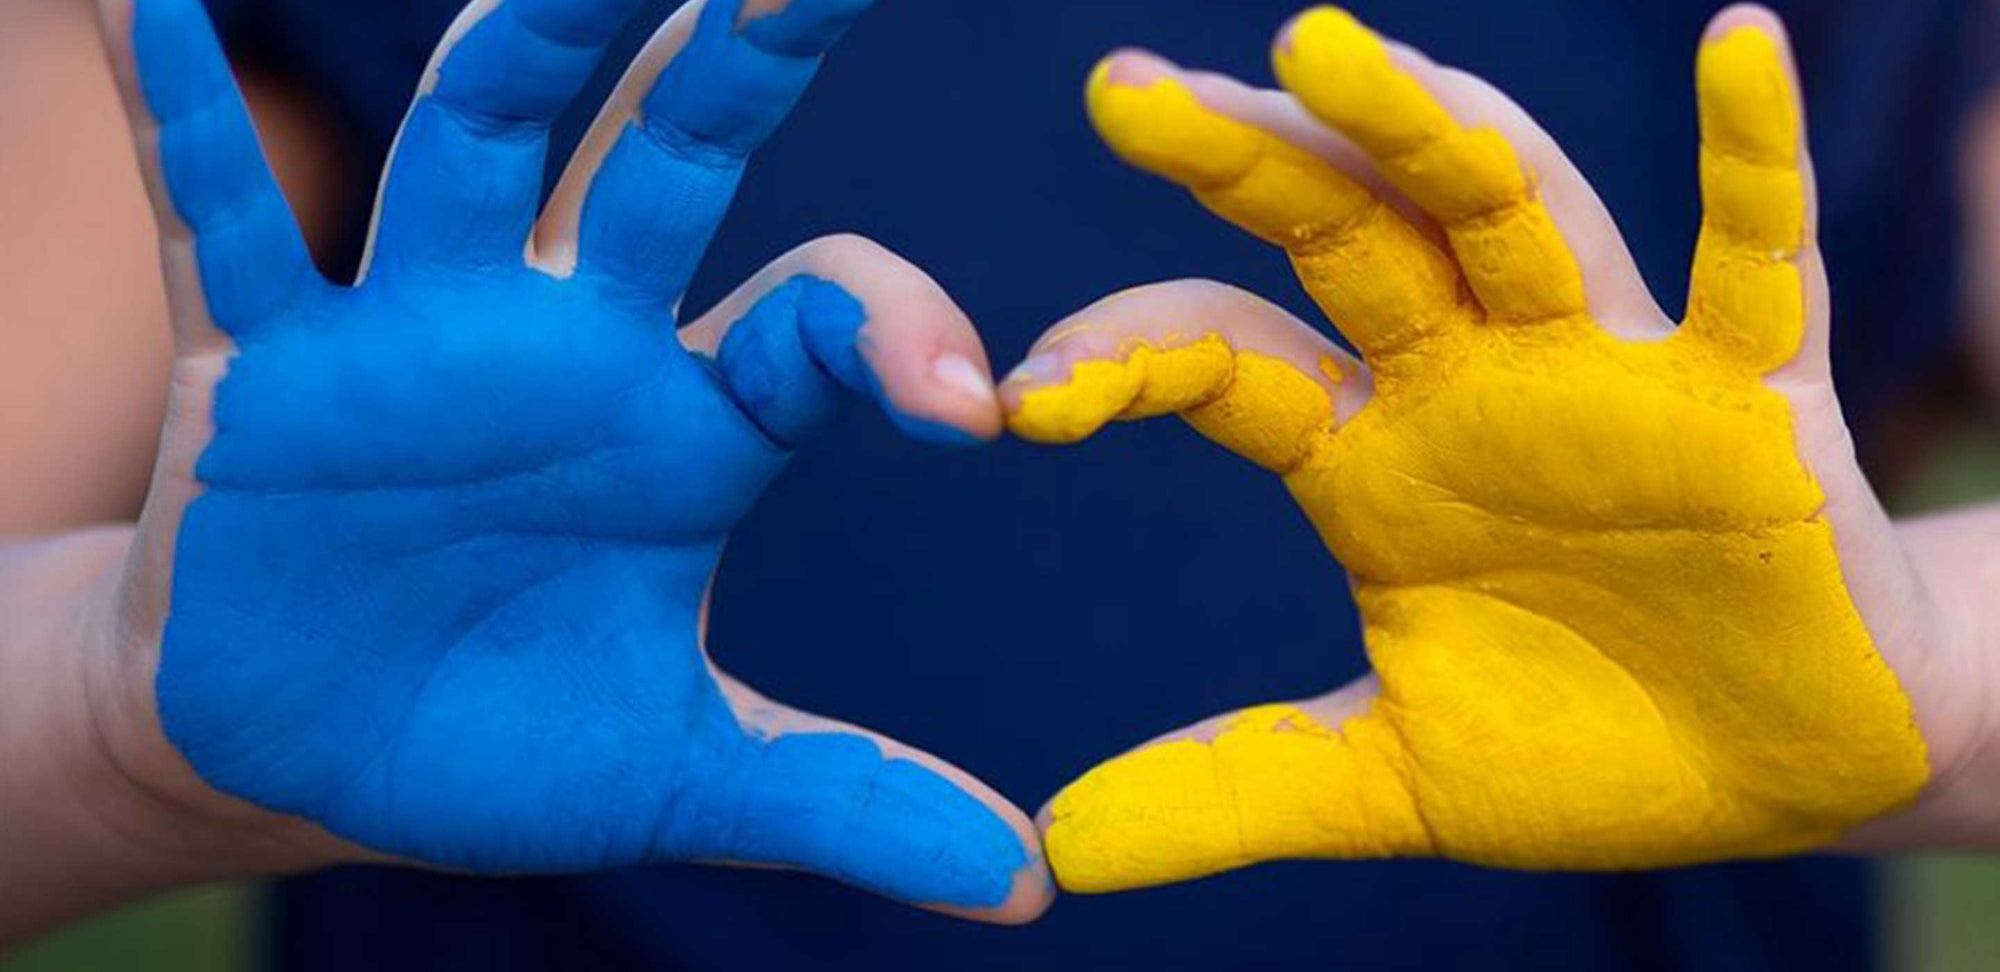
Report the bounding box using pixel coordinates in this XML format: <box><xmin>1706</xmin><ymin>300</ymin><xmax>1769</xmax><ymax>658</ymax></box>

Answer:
<box><xmin>1277</xmin><ymin>6</ymin><xmax>1347</xmax><ymax>56</ymax></box>
<box><xmin>1003</xmin><ymin>351</ymin><xmax>1068</xmax><ymax>388</ymax></box>
<box><xmin>932</xmin><ymin>353</ymin><xmax>997</xmax><ymax>406</ymax></box>
<box><xmin>1275</xmin><ymin>16</ymin><xmax>1302</xmax><ymax>55</ymax></box>
<box><xmin>1097</xmin><ymin>48</ymin><xmax>1176</xmax><ymax>89</ymax></box>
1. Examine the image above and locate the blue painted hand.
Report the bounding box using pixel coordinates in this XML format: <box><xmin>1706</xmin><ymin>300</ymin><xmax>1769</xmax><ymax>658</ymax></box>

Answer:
<box><xmin>99</xmin><ymin>0</ymin><xmax>1048</xmax><ymax>920</ymax></box>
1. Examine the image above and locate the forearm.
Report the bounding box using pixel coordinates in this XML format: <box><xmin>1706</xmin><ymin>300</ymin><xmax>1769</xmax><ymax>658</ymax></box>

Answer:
<box><xmin>0</xmin><ymin>528</ymin><xmax>321</xmax><ymax>947</ymax></box>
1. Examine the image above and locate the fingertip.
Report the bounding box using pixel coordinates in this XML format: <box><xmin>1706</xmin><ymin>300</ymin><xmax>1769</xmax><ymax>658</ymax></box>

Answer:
<box><xmin>1040</xmin><ymin>738</ymin><xmax>1232</xmax><ymax>894</ymax></box>
<box><xmin>1703</xmin><ymin>3</ymin><xmax>1789</xmax><ymax>46</ymax></box>
<box><xmin>1699</xmin><ymin>3</ymin><xmax>1796</xmax><ymax>83</ymax></box>
<box><xmin>870</xmin><ymin>760</ymin><xmax>1046</xmax><ymax>915</ymax></box>
<box><xmin>738</xmin><ymin>0</ymin><xmax>875</xmax><ymax>59</ymax></box>
<box><xmin>1275</xmin><ymin>5</ymin><xmax>1450</xmax><ymax>159</ymax></box>
<box><xmin>1273</xmin><ymin>11</ymin><xmax>1302</xmax><ymax>58</ymax></box>
<box><xmin>1272</xmin><ymin>5</ymin><xmax>1372</xmax><ymax>72</ymax></box>
<box><xmin>881</xmin><ymin>407</ymin><xmax>996</xmax><ymax>448</ymax></box>
<box><xmin>712</xmin><ymin>678</ymin><xmax>1049</xmax><ymax>919</ymax></box>
<box><xmin>918</xmin><ymin>792</ymin><xmax>1056</xmax><ymax>925</ymax></box>
<box><xmin>1085</xmin><ymin>55</ymin><xmax>1261</xmax><ymax>189</ymax></box>
<box><xmin>1696</xmin><ymin>8</ymin><xmax>1801</xmax><ymax>166</ymax></box>
<box><xmin>965</xmin><ymin>779</ymin><xmax>1059</xmax><ymax>925</ymax></box>
<box><xmin>1699</xmin><ymin>7</ymin><xmax>1793</xmax><ymax>74</ymax></box>
<box><xmin>1091</xmin><ymin>47</ymin><xmax>1176</xmax><ymax>91</ymax></box>
<box><xmin>863</xmin><ymin>343</ymin><xmax>1003</xmax><ymax>448</ymax></box>
<box><xmin>1004</xmin><ymin>321</ymin><xmax>1123</xmax><ymax>389</ymax></box>
<box><xmin>1032</xmin><ymin>798</ymin><xmax>1056</xmax><ymax>834</ymax></box>
<box><xmin>928</xmin><ymin>864</ymin><xmax>1056</xmax><ymax>926</ymax></box>
<box><xmin>774</xmin><ymin>274</ymin><xmax>987</xmax><ymax>446</ymax></box>
<box><xmin>931</xmin><ymin>352</ymin><xmax>998</xmax><ymax>406</ymax></box>
<box><xmin>1272</xmin><ymin>4</ymin><xmax>1355</xmax><ymax>61</ymax></box>
<box><xmin>1085</xmin><ymin>49</ymin><xmax>1168</xmax><ymax>121</ymax></box>
<box><xmin>914</xmin><ymin>352</ymin><xmax>1004</xmax><ymax>445</ymax></box>
<box><xmin>1000</xmin><ymin>328</ymin><xmax>1148</xmax><ymax>445</ymax></box>
<box><xmin>714</xmin><ymin>727</ymin><xmax>1042</xmax><ymax>913</ymax></box>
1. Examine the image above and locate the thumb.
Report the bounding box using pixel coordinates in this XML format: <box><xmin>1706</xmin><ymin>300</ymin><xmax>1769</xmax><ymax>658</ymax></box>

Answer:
<box><xmin>670</xmin><ymin>672</ymin><xmax>1053</xmax><ymax>924</ymax></box>
<box><xmin>1039</xmin><ymin>676</ymin><xmax>1434</xmax><ymax>893</ymax></box>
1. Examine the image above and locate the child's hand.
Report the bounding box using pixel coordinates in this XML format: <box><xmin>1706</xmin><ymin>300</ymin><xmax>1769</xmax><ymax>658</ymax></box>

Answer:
<box><xmin>1006</xmin><ymin>4</ymin><xmax>1988</xmax><ymax>892</ymax></box>
<box><xmin>93</xmin><ymin>0</ymin><xmax>1048</xmax><ymax>921</ymax></box>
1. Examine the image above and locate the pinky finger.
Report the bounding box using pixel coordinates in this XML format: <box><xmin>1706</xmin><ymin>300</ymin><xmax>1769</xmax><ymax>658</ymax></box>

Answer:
<box><xmin>98</xmin><ymin>0</ymin><xmax>324</xmax><ymax>347</ymax></box>
<box><xmin>1677</xmin><ymin>6</ymin><xmax>1825</xmax><ymax>375</ymax></box>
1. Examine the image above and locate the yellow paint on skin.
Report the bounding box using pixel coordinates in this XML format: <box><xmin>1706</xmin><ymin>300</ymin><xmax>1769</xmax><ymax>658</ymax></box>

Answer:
<box><xmin>1682</xmin><ymin>23</ymin><xmax>1810</xmax><ymax>370</ymax></box>
<box><xmin>1049</xmin><ymin>706</ymin><xmax>1431</xmax><ymax>893</ymax></box>
<box><xmin>1084</xmin><ymin>64</ymin><xmax>1475</xmax><ymax>359</ymax></box>
<box><xmin>1012</xmin><ymin>335</ymin><xmax>1334</xmax><ymax>474</ymax></box>
<box><xmin>1029</xmin><ymin>15</ymin><xmax>1929</xmax><ymax>893</ymax></box>
<box><xmin>1275</xmin><ymin>7</ymin><xmax>1589</xmax><ymax>324</ymax></box>
<box><xmin>1317</xmin><ymin>356</ymin><xmax>1346</xmax><ymax>385</ymax></box>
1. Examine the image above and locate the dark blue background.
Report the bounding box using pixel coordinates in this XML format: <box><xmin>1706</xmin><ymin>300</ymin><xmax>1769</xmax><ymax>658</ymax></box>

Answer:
<box><xmin>202</xmin><ymin>0</ymin><xmax>1992</xmax><ymax>968</ymax></box>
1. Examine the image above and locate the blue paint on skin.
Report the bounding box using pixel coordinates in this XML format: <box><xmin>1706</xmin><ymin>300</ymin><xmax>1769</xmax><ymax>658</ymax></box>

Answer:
<box><xmin>714</xmin><ymin>278</ymin><xmax>986</xmax><ymax>448</ymax></box>
<box><xmin>578</xmin><ymin>0</ymin><xmax>864</xmax><ymax>302</ymax></box>
<box><xmin>871</xmin><ymin>381</ymin><xmax>990</xmax><ymax>448</ymax></box>
<box><xmin>134</xmin><ymin>0</ymin><xmax>1024</xmax><ymax>908</ymax></box>
<box><xmin>714</xmin><ymin>276</ymin><xmax>868</xmax><ymax>447</ymax></box>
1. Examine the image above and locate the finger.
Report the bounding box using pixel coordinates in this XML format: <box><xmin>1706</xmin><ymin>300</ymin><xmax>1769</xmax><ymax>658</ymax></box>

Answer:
<box><xmin>1274</xmin><ymin>7</ymin><xmax>1590</xmax><ymax>325</ymax></box>
<box><xmin>1677</xmin><ymin>6</ymin><xmax>1824</xmax><ymax>374</ymax></box>
<box><xmin>1086</xmin><ymin>51</ymin><xmax>1473</xmax><ymax>360</ymax></box>
<box><xmin>96</xmin><ymin>0</ymin><xmax>324</xmax><ymax>347</ymax></box>
<box><xmin>1038</xmin><ymin>677</ymin><xmax>1433</xmax><ymax>893</ymax></box>
<box><xmin>361</xmin><ymin>0</ymin><xmax>651</xmax><ymax>276</ymax></box>
<box><xmin>1380</xmin><ymin>45</ymin><xmax>1670</xmax><ymax>335</ymax></box>
<box><xmin>1002</xmin><ymin>280</ymin><xmax>1360</xmax><ymax>476</ymax></box>
<box><xmin>684</xmin><ymin>234</ymin><xmax>1003</xmax><ymax>446</ymax></box>
<box><xmin>535</xmin><ymin>0</ymin><xmax>872</xmax><ymax>297</ymax></box>
<box><xmin>687</xmin><ymin>672</ymin><xmax>1052</xmax><ymax>923</ymax></box>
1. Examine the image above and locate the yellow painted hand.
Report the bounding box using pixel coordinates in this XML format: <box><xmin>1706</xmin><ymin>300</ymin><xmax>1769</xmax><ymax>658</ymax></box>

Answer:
<box><xmin>1007</xmin><ymin>7</ymin><xmax>1936</xmax><ymax>891</ymax></box>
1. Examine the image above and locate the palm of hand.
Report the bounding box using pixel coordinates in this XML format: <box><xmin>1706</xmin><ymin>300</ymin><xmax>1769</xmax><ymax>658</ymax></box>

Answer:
<box><xmin>163</xmin><ymin>273</ymin><xmax>789</xmax><ymax>871</ymax></box>
<box><xmin>1300</xmin><ymin>315</ymin><xmax>1922</xmax><ymax>867</ymax></box>
<box><xmin>1011</xmin><ymin>7</ymin><xmax>1929</xmax><ymax>891</ymax></box>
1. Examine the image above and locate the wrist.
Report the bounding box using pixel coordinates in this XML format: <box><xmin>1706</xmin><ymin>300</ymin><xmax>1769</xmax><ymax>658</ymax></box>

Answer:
<box><xmin>1900</xmin><ymin>508</ymin><xmax>2000</xmax><ymax>847</ymax></box>
<box><xmin>0</xmin><ymin>527</ymin><xmax>341</xmax><ymax>945</ymax></box>
<box><xmin>1842</xmin><ymin>506</ymin><xmax>2000</xmax><ymax>853</ymax></box>
<box><xmin>89</xmin><ymin>524</ymin><xmax>355</xmax><ymax>876</ymax></box>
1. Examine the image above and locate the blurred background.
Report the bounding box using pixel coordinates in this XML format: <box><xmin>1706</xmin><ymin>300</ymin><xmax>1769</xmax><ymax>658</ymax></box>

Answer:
<box><xmin>6</xmin><ymin>0</ymin><xmax>2000</xmax><ymax>968</ymax></box>
<box><xmin>10</xmin><ymin>858</ymin><xmax>2000</xmax><ymax>970</ymax></box>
